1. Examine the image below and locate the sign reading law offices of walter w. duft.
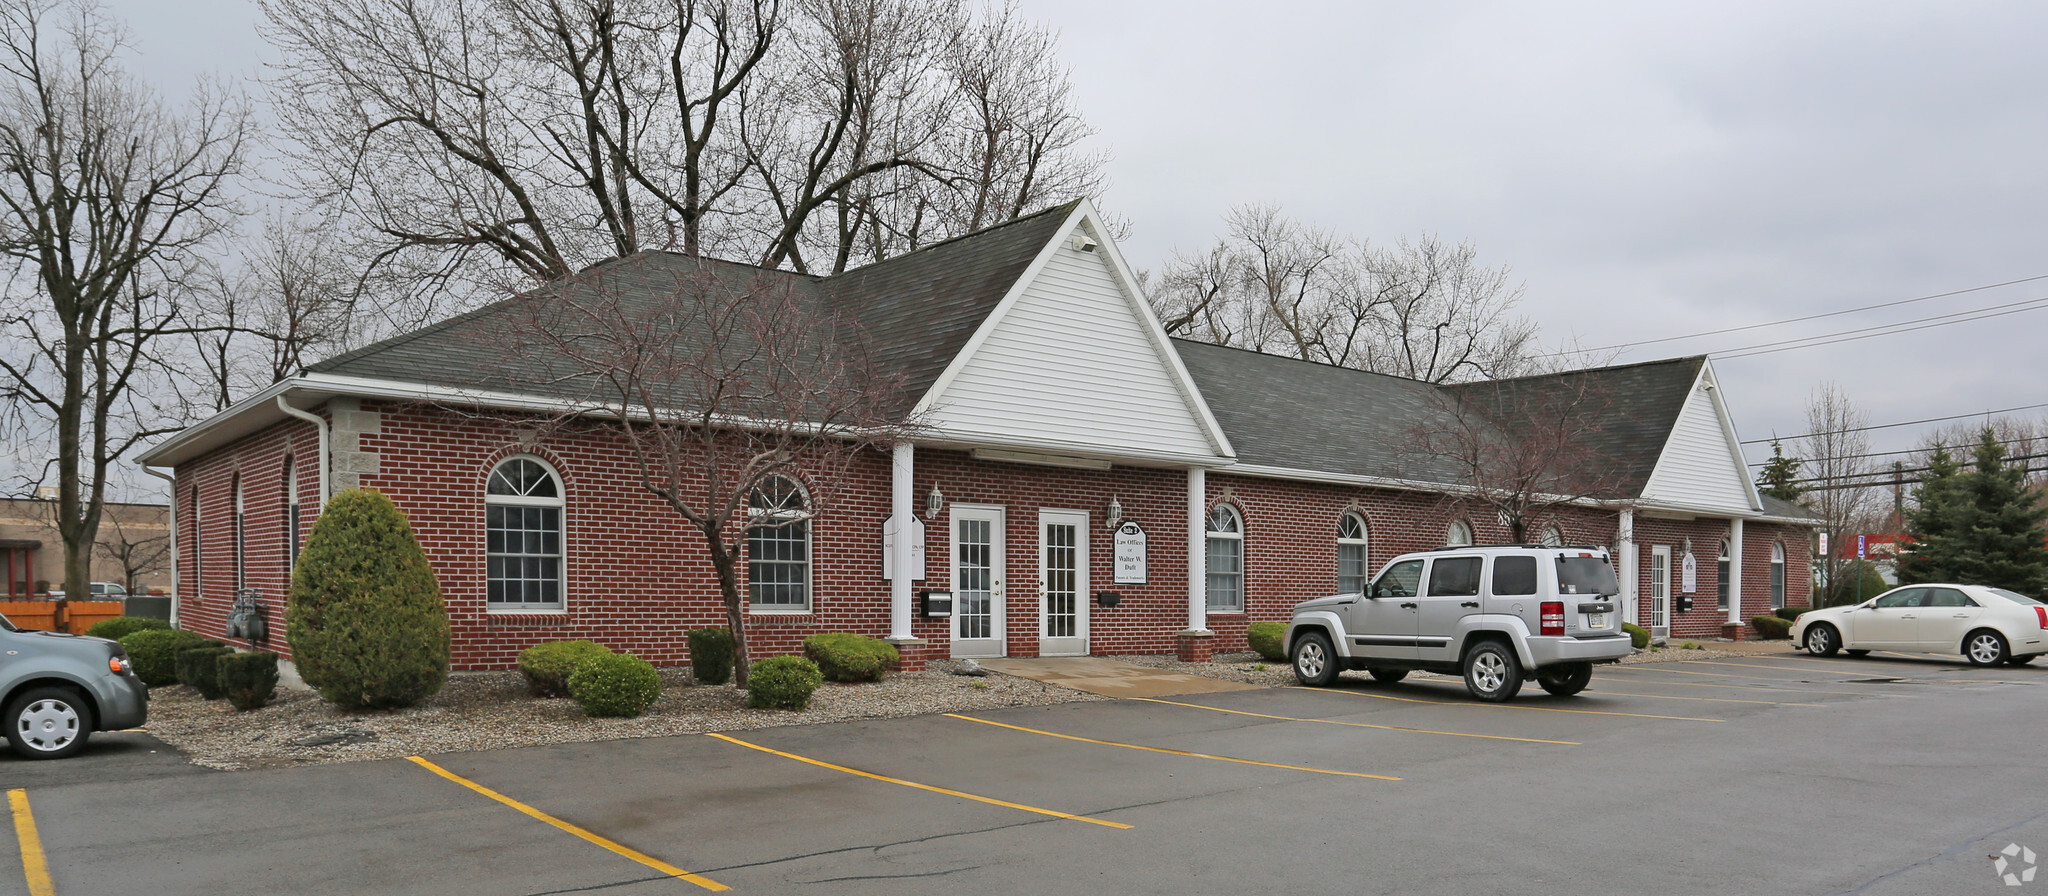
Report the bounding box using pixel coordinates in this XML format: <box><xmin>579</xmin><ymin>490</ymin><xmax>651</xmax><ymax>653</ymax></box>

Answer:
<box><xmin>1114</xmin><ymin>521</ymin><xmax>1147</xmax><ymax>585</ymax></box>
<box><xmin>882</xmin><ymin>514</ymin><xmax>926</xmax><ymax>582</ymax></box>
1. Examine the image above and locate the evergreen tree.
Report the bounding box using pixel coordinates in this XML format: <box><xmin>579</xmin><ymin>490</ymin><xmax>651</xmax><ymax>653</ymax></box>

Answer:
<box><xmin>1756</xmin><ymin>440</ymin><xmax>1805</xmax><ymax>502</ymax></box>
<box><xmin>1898</xmin><ymin>442</ymin><xmax>1964</xmax><ymax>584</ymax></box>
<box><xmin>287</xmin><ymin>488</ymin><xmax>451</xmax><ymax>708</ymax></box>
<box><xmin>1899</xmin><ymin>430</ymin><xmax>2048</xmax><ymax>593</ymax></box>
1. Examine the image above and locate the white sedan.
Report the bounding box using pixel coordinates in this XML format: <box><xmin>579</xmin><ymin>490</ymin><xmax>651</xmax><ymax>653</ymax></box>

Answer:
<box><xmin>1791</xmin><ymin>583</ymin><xmax>2048</xmax><ymax>666</ymax></box>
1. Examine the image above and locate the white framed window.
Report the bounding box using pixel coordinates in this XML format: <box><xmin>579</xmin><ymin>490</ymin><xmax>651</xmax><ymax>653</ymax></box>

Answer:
<box><xmin>1338</xmin><ymin>513</ymin><xmax>1369</xmax><ymax>594</ymax></box>
<box><xmin>1446</xmin><ymin>519</ymin><xmax>1474</xmax><ymax>547</ymax></box>
<box><xmin>232</xmin><ymin>474</ymin><xmax>246</xmax><ymax>592</ymax></box>
<box><xmin>1540</xmin><ymin>526</ymin><xmax>1563</xmax><ymax>548</ymax></box>
<box><xmin>748</xmin><ymin>475</ymin><xmax>812</xmax><ymax>612</ymax></box>
<box><xmin>486</xmin><ymin>457</ymin><xmax>565</xmax><ymax>610</ymax></box>
<box><xmin>1206</xmin><ymin>504</ymin><xmax>1244</xmax><ymax>612</ymax></box>
<box><xmin>1771</xmin><ymin>542</ymin><xmax>1786</xmax><ymax>610</ymax></box>
<box><xmin>191</xmin><ymin>484</ymin><xmax>202</xmax><ymax>598</ymax></box>
<box><xmin>283</xmin><ymin>456</ymin><xmax>301</xmax><ymax>576</ymax></box>
<box><xmin>1717</xmin><ymin>538</ymin><xmax>1732</xmax><ymax>610</ymax></box>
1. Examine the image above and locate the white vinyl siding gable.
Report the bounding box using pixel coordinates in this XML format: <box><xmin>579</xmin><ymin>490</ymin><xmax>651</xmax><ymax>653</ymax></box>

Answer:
<box><xmin>1640</xmin><ymin>373</ymin><xmax>1759</xmax><ymax>514</ymax></box>
<box><xmin>921</xmin><ymin>235</ymin><xmax>1221</xmax><ymax>460</ymax></box>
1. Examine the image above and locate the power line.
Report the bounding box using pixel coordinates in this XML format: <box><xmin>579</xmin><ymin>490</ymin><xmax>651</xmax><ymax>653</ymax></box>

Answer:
<box><xmin>1541</xmin><ymin>273</ymin><xmax>2048</xmax><ymax>358</ymax></box>
<box><xmin>1745</xmin><ymin>434</ymin><xmax>2046</xmax><ymax>466</ymax></box>
<box><xmin>1739</xmin><ymin>401</ymin><xmax>2048</xmax><ymax>445</ymax></box>
<box><xmin>1711</xmin><ymin>296</ymin><xmax>2048</xmax><ymax>360</ymax></box>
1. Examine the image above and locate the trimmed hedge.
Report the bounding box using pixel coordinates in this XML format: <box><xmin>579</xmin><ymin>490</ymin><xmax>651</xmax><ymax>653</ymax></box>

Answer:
<box><xmin>519</xmin><ymin>640</ymin><xmax>615</xmax><ymax>697</ymax></box>
<box><xmin>287</xmin><ymin>488</ymin><xmax>451</xmax><ymax>709</ymax></box>
<box><xmin>567</xmin><ymin>653</ymin><xmax>663</xmax><ymax>718</ymax></box>
<box><xmin>747</xmin><ymin>656</ymin><xmax>823</xmax><ymax>710</ymax></box>
<box><xmin>85</xmin><ymin>616</ymin><xmax>171</xmax><ymax>642</ymax></box>
<box><xmin>1622</xmin><ymin>622</ymin><xmax>1651</xmax><ymax>650</ymax></box>
<box><xmin>218</xmin><ymin>652</ymin><xmax>280</xmax><ymax>711</ymax></box>
<box><xmin>688</xmin><ymin>627</ymin><xmax>735</xmax><ymax>685</ymax></box>
<box><xmin>1751</xmin><ymin>615</ymin><xmax>1792</xmax><ymax>640</ymax></box>
<box><xmin>120</xmin><ymin>628</ymin><xmax>209</xmax><ymax>687</ymax></box>
<box><xmin>1775</xmin><ymin>606</ymin><xmax>1807</xmax><ymax>622</ymax></box>
<box><xmin>177</xmin><ymin>646</ymin><xmax>236</xmax><ymax>699</ymax></box>
<box><xmin>803</xmin><ymin>632</ymin><xmax>898</xmax><ymax>683</ymax></box>
<box><xmin>1246</xmin><ymin>621</ymin><xmax>1288</xmax><ymax>661</ymax></box>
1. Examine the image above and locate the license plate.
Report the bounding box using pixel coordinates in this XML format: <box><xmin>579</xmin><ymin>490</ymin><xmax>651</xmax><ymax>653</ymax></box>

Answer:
<box><xmin>1586</xmin><ymin>613</ymin><xmax>1608</xmax><ymax>629</ymax></box>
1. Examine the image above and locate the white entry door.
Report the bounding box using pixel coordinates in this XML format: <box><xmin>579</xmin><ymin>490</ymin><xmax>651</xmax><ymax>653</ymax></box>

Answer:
<box><xmin>951</xmin><ymin>505</ymin><xmax>1006</xmax><ymax>658</ymax></box>
<box><xmin>1038</xmin><ymin>510</ymin><xmax>1089</xmax><ymax>657</ymax></box>
<box><xmin>1650</xmin><ymin>545</ymin><xmax>1671</xmax><ymax>639</ymax></box>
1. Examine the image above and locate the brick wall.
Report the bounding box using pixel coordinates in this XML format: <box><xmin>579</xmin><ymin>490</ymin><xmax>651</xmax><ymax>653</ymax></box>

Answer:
<box><xmin>1626</xmin><ymin>517</ymin><xmax>1814</xmax><ymax>640</ymax></box>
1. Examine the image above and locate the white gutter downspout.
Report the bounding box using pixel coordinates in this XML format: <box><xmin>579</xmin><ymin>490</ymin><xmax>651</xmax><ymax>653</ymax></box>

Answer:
<box><xmin>1727</xmin><ymin>518</ymin><xmax>1745</xmax><ymax>626</ymax></box>
<box><xmin>1619</xmin><ymin>509</ymin><xmax>1638</xmax><ymax>627</ymax></box>
<box><xmin>277</xmin><ymin>396</ymin><xmax>330</xmax><ymax>504</ymax></box>
<box><xmin>141</xmin><ymin>465</ymin><xmax>178</xmax><ymax>628</ymax></box>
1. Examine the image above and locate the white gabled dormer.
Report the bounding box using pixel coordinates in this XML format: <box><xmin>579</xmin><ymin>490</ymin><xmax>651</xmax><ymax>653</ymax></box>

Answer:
<box><xmin>912</xmin><ymin>201</ymin><xmax>1234</xmax><ymax>467</ymax></box>
<box><xmin>1639</xmin><ymin>361</ymin><xmax>1764</xmax><ymax>515</ymax></box>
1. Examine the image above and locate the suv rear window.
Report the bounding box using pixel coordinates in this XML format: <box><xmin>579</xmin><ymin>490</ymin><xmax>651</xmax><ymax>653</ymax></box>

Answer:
<box><xmin>1491</xmin><ymin>556</ymin><xmax>1537</xmax><ymax>596</ymax></box>
<box><xmin>1555</xmin><ymin>555</ymin><xmax>1619</xmax><ymax>596</ymax></box>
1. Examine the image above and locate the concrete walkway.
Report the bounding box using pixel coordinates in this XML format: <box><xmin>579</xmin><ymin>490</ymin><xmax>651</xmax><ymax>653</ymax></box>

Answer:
<box><xmin>976</xmin><ymin>657</ymin><xmax>1264</xmax><ymax>698</ymax></box>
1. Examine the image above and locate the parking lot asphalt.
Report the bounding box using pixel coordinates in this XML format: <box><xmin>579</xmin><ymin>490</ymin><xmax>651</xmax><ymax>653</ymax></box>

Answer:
<box><xmin>8</xmin><ymin>650</ymin><xmax>2048</xmax><ymax>895</ymax></box>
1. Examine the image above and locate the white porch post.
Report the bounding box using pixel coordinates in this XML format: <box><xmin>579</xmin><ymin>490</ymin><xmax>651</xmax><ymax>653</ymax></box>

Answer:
<box><xmin>1619</xmin><ymin>509</ymin><xmax>1637</xmax><ymax>625</ymax></box>
<box><xmin>1187</xmin><ymin>468</ymin><xmax>1208</xmax><ymax>633</ymax></box>
<box><xmin>889</xmin><ymin>442</ymin><xmax>915</xmax><ymax>641</ymax></box>
<box><xmin>1727</xmin><ymin>518</ymin><xmax>1745</xmax><ymax>625</ymax></box>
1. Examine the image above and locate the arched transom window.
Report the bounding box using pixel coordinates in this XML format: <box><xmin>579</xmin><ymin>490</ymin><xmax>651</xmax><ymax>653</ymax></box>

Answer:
<box><xmin>1206</xmin><ymin>504</ymin><xmax>1244</xmax><ymax>612</ymax></box>
<box><xmin>1338</xmin><ymin>513</ymin><xmax>1369</xmax><ymax>594</ymax></box>
<box><xmin>1446</xmin><ymin>519</ymin><xmax>1474</xmax><ymax>547</ymax></box>
<box><xmin>748</xmin><ymin>476</ymin><xmax>812</xmax><ymax>611</ymax></box>
<box><xmin>486</xmin><ymin>457</ymin><xmax>564</xmax><ymax>609</ymax></box>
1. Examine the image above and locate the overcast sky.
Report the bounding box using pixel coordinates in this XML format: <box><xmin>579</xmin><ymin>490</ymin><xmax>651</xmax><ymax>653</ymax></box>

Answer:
<box><xmin>104</xmin><ymin>0</ymin><xmax>2048</xmax><ymax>479</ymax></box>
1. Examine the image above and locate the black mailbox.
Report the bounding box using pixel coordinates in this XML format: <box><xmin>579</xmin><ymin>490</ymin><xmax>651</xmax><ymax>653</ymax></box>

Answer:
<box><xmin>921</xmin><ymin>590</ymin><xmax>954</xmax><ymax>619</ymax></box>
<box><xmin>1094</xmin><ymin>591</ymin><xmax>1121</xmax><ymax>607</ymax></box>
<box><xmin>1675</xmin><ymin>593</ymin><xmax>1694</xmax><ymax>613</ymax></box>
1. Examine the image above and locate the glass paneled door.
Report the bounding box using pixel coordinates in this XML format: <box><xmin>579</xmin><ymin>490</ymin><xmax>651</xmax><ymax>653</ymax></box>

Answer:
<box><xmin>951</xmin><ymin>505</ymin><xmax>1006</xmax><ymax>658</ymax></box>
<box><xmin>1650</xmin><ymin>545</ymin><xmax>1671</xmax><ymax>639</ymax></box>
<box><xmin>1038</xmin><ymin>510</ymin><xmax>1089</xmax><ymax>657</ymax></box>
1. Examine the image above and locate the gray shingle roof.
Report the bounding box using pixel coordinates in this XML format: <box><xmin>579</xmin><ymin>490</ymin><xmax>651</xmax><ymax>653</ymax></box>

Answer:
<box><xmin>1442</xmin><ymin>356</ymin><xmax>1706</xmax><ymax>497</ymax></box>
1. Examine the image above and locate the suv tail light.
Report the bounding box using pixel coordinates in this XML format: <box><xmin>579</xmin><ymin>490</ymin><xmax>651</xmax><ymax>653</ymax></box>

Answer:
<box><xmin>1540</xmin><ymin>601</ymin><xmax>1565</xmax><ymax>636</ymax></box>
<box><xmin>2036</xmin><ymin>607</ymin><xmax>2047</xmax><ymax>629</ymax></box>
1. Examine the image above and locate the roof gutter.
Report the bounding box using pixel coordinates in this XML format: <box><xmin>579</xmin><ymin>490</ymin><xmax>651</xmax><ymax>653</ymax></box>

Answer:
<box><xmin>277</xmin><ymin>396</ymin><xmax>330</xmax><ymax>504</ymax></box>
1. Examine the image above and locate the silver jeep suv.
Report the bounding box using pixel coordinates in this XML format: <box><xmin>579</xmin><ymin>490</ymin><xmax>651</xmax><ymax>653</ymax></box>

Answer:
<box><xmin>1285</xmin><ymin>544</ymin><xmax>1634</xmax><ymax>701</ymax></box>
<box><xmin>2</xmin><ymin>611</ymin><xmax>149</xmax><ymax>759</ymax></box>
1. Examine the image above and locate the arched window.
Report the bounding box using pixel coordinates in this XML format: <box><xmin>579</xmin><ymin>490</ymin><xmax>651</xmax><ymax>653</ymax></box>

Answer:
<box><xmin>1540</xmin><ymin>526</ymin><xmax>1564</xmax><ymax>548</ymax></box>
<box><xmin>1338</xmin><ymin>513</ymin><xmax>1369</xmax><ymax>594</ymax></box>
<box><xmin>486</xmin><ymin>457</ymin><xmax>565</xmax><ymax>609</ymax></box>
<box><xmin>1717</xmin><ymin>538</ymin><xmax>1732</xmax><ymax>611</ymax></box>
<box><xmin>1446</xmin><ymin>519</ymin><xmax>1474</xmax><ymax>547</ymax></box>
<box><xmin>1771</xmin><ymin>542</ymin><xmax>1787</xmax><ymax>610</ymax></box>
<box><xmin>748</xmin><ymin>476</ymin><xmax>811</xmax><ymax>611</ymax></box>
<box><xmin>232</xmin><ymin>474</ymin><xmax>246</xmax><ymax>592</ymax></box>
<box><xmin>283</xmin><ymin>456</ymin><xmax>301</xmax><ymax>575</ymax></box>
<box><xmin>1206</xmin><ymin>504</ymin><xmax>1244</xmax><ymax>612</ymax></box>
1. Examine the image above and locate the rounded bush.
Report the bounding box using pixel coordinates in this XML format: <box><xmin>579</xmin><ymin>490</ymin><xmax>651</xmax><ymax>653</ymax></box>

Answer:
<box><xmin>688</xmin><ymin>627</ymin><xmax>736</xmax><ymax>685</ymax></box>
<box><xmin>286</xmin><ymin>488</ymin><xmax>451</xmax><ymax>709</ymax></box>
<box><xmin>177</xmin><ymin>646</ymin><xmax>237</xmax><ymax>699</ymax></box>
<box><xmin>1621</xmin><ymin>622</ymin><xmax>1650</xmax><ymax>650</ymax></box>
<box><xmin>567</xmin><ymin>653</ymin><xmax>663</xmax><ymax>718</ymax></box>
<box><xmin>217</xmin><ymin>652</ymin><xmax>281</xmax><ymax>711</ymax></box>
<box><xmin>85</xmin><ymin>616</ymin><xmax>171</xmax><ymax>642</ymax></box>
<box><xmin>803</xmin><ymin>633</ymin><xmax>898</xmax><ymax>683</ymax></box>
<box><xmin>1774</xmin><ymin>606</ymin><xmax>1807</xmax><ymax>622</ymax></box>
<box><xmin>747</xmin><ymin>656</ymin><xmax>823</xmax><ymax>710</ymax></box>
<box><xmin>520</xmin><ymin>640</ymin><xmax>615</xmax><ymax>697</ymax></box>
<box><xmin>1246</xmin><ymin>621</ymin><xmax>1288</xmax><ymax>661</ymax></box>
<box><xmin>1751</xmin><ymin>615</ymin><xmax>1792</xmax><ymax>640</ymax></box>
<box><xmin>120</xmin><ymin>628</ymin><xmax>209</xmax><ymax>687</ymax></box>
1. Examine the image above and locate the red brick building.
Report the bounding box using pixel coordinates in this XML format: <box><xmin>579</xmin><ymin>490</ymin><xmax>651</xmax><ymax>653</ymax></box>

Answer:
<box><xmin>138</xmin><ymin>201</ymin><xmax>1814</xmax><ymax>671</ymax></box>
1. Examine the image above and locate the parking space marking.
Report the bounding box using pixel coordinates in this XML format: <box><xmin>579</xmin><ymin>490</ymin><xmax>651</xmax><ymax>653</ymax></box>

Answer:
<box><xmin>1616</xmin><ymin>665</ymin><xmax>1910</xmax><ymax>688</ymax></box>
<box><xmin>1663</xmin><ymin>660</ymin><xmax>1822</xmax><ymax>679</ymax></box>
<box><xmin>706</xmin><ymin>733</ymin><xmax>1134</xmax><ymax>828</ymax></box>
<box><xmin>1593</xmin><ymin>670</ymin><xmax>1880</xmax><ymax>697</ymax></box>
<box><xmin>1127</xmin><ymin>697</ymin><xmax>1581</xmax><ymax>744</ymax></box>
<box><xmin>1581</xmin><ymin>689</ymin><xmax>1815</xmax><ymax>706</ymax></box>
<box><xmin>943</xmin><ymin>713</ymin><xmax>1402</xmax><ymax>780</ymax></box>
<box><xmin>1292</xmin><ymin>686</ymin><xmax>1723</xmax><ymax>722</ymax></box>
<box><xmin>408</xmin><ymin>756</ymin><xmax>730</xmax><ymax>891</ymax></box>
<box><xmin>7</xmin><ymin>789</ymin><xmax>55</xmax><ymax>896</ymax></box>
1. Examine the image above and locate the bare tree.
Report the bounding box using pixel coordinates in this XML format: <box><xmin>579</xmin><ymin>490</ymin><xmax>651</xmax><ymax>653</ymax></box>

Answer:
<box><xmin>1361</xmin><ymin>235</ymin><xmax>1539</xmax><ymax>383</ymax></box>
<box><xmin>0</xmin><ymin>0</ymin><xmax>249</xmax><ymax>596</ymax></box>
<box><xmin>1799</xmin><ymin>382</ymin><xmax>1873</xmax><ymax>600</ymax></box>
<box><xmin>509</xmin><ymin>262</ymin><xmax>916</xmax><ymax>686</ymax></box>
<box><xmin>188</xmin><ymin>214</ymin><xmax>362</xmax><ymax>410</ymax></box>
<box><xmin>1404</xmin><ymin>375</ymin><xmax>1625</xmax><ymax>543</ymax></box>
<box><xmin>99</xmin><ymin>510</ymin><xmax>170</xmax><ymax>593</ymax></box>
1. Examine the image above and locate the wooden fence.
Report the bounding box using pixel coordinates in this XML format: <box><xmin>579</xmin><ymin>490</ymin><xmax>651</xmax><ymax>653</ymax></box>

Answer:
<box><xmin>0</xmin><ymin>600</ymin><xmax>127</xmax><ymax>635</ymax></box>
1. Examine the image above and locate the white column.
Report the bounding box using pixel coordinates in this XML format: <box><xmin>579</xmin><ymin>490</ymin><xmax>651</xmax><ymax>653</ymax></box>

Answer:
<box><xmin>1727</xmin><ymin>518</ymin><xmax>1745</xmax><ymax>625</ymax></box>
<box><xmin>889</xmin><ymin>442</ymin><xmax>914</xmax><ymax>641</ymax></box>
<box><xmin>1618</xmin><ymin>509</ymin><xmax>1637</xmax><ymax>625</ymax></box>
<box><xmin>1186</xmin><ymin>468</ymin><xmax>1208</xmax><ymax>633</ymax></box>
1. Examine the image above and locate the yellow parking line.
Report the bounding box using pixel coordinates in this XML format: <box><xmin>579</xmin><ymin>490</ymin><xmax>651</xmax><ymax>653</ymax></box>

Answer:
<box><xmin>1128</xmin><ymin>697</ymin><xmax>1580</xmax><ymax>744</ymax></box>
<box><xmin>1665</xmin><ymin>660</ymin><xmax>1818</xmax><ymax>679</ymax></box>
<box><xmin>8</xmin><ymin>790</ymin><xmax>56</xmax><ymax>896</ymax></box>
<box><xmin>707</xmin><ymin>733</ymin><xmax>1132</xmax><ymax>828</ymax></box>
<box><xmin>408</xmin><ymin>757</ymin><xmax>729</xmax><ymax>891</ymax></box>
<box><xmin>944</xmin><ymin>714</ymin><xmax>1401</xmax><ymax>780</ymax></box>
<box><xmin>1584</xmin><ymin>690</ymin><xmax>1815</xmax><ymax>706</ymax></box>
<box><xmin>1290</xmin><ymin>686</ymin><xmax>1722</xmax><ymax>722</ymax></box>
<box><xmin>1593</xmin><ymin>671</ymin><xmax>1878</xmax><ymax>697</ymax></box>
<box><xmin>1619</xmin><ymin>665</ymin><xmax>1880</xmax><ymax>686</ymax></box>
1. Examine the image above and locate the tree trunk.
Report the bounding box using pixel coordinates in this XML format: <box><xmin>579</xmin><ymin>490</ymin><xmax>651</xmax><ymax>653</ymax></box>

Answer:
<box><xmin>706</xmin><ymin>535</ymin><xmax>751</xmax><ymax>688</ymax></box>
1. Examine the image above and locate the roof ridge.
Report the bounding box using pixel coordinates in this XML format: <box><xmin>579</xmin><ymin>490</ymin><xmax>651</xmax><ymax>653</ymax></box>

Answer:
<box><xmin>1167</xmin><ymin>337</ymin><xmax>1447</xmax><ymax>388</ymax></box>
<box><xmin>1466</xmin><ymin>354</ymin><xmax>1706</xmax><ymax>387</ymax></box>
<box><xmin>829</xmin><ymin>199</ymin><xmax>1083</xmax><ymax>280</ymax></box>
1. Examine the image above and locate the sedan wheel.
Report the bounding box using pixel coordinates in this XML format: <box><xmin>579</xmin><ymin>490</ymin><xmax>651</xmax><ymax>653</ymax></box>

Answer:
<box><xmin>1804</xmin><ymin>624</ymin><xmax>1840</xmax><ymax>657</ymax></box>
<box><xmin>1965</xmin><ymin>630</ymin><xmax>2010</xmax><ymax>667</ymax></box>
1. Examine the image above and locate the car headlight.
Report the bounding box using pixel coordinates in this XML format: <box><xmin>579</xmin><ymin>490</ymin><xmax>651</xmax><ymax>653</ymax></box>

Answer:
<box><xmin>109</xmin><ymin>655</ymin><xmax>133</xmax><ymax>675</ymax></box>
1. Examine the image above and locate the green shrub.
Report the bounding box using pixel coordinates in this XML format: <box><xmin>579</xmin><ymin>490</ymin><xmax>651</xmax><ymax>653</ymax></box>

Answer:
<box><xmin>688</xmin><ymin>627</ymin><xmax>735</xmax><ymax>685</ymax></box>
<box><xmin>1246</xmin><ymin>621</ymin><xmax>1288</xmax><ymax>661</ymax></box>
<box><xmin>217</xmin><ymin>652</ymin><xmax>280</xmax><ymax>711</ymax></box>
<box><xmin>1775</xmin><ymin>605</ymin><xmax>1807</xmax><ymax>622</ymax></box>
<box><xmin>567</xmin><ymin>653</ymin><xmax>663</xmax><ymax>718</ymax></box>
<box><xmin>747</xmin><ymin>656</ymin><xmax>823</xmax><ymax>710</ymax></box>
<box><xmin>1751</xmin><ymin>615</ymin><xmax>1792</xmax><ymax>640</ymax></box>
<box><xmin>1823</xmin><ymin>560</ymin><xmax>1889</xmax><ymax>607</ymax></box>
<box><xmin>803</xmin><ymin>632</ymin><xmax>899</xmax><ymax>683</ymax></box>
<box><xmin>176</xmin><ymin>646</ymin><xmax>236</xmax><ymax>699</ymax></box>
<box><xmin>120</xmin><ymin>628</ymin><xmax>208</xmax><ymax>687</ymax></box>
<box><xmin>1679</xmin><ymin>641</ymin><xmax>1701</xmax><ymax>650</ymax></box>
<box><xmin>519</xmin><ymin>640</ymin><xmax>614</xmax><ymax>697</ymax></box>
<box><xmin>286</xmin><ymin>488</ymin><xmax>451</xmax><ymax>709</ymax></box>
<box><xmin>1622</xmin><ymin>622</ymin><xmax>1650</xmax><ymax>650</ymax></box>
<box><xmin>85</xmin><ymin>616</ymin><xmax>171</xmax><ymax>642</ymax></box>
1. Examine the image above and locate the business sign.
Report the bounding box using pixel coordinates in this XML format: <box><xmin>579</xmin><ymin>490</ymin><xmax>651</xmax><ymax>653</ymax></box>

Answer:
<box><xmin>882</xmin><ymin>515</ymin><xmax>925</xmax><ymax>582</ymax></box>
<box><xmin>1113</xmin><ymin>521</ymin><xmax>1148</xmax><ymax>585</ymax></box>
<box><xmin>1680</xmin><ymin>550</ymin><xmax>1698</xmax><ymax>594</ymax></box>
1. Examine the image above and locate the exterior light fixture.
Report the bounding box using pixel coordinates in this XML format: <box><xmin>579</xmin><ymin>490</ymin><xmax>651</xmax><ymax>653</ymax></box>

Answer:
<box><xmin>1106</xmin><ymin>496</ymin><xmax>1123</xmax><ymax>530</ymax></box>
<box><xmin>926</xmin><ymin>484</ymin><xmax>945</xmax><ymax>520</ymax></box>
